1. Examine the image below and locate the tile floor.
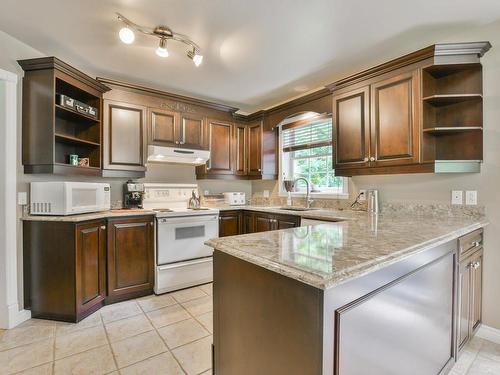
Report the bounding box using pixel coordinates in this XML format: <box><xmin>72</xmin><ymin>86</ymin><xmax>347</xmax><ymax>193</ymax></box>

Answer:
<box><xmin>0</xmin><ymin>281</ymin><xmax>499</xmax><ymax>375</ymax></box>
<box><xmin>0</xmin><ymin>283</ymin><xmax>213</xmax><ymax>375</ymax></box>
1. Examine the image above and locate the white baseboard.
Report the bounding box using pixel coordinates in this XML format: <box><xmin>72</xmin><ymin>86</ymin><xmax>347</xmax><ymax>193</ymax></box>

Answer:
<box><xmin>476</xmin><ymin>324</ymin><xmax>500</xmax><ymax>345</ymax></box>
<box><xmin>1</xmin><ymin>304</ymin><xmax>31</xmax><ymax>329</ymax></box>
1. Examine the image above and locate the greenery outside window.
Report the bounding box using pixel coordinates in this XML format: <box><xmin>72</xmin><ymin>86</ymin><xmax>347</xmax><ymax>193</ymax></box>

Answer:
<box><xmin>279</xmin><ymin>113</ymin><xmax>348</xmax><ymax>198</ymax></box>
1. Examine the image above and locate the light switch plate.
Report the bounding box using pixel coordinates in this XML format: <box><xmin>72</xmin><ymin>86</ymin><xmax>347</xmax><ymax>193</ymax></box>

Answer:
<box><xmin>263</xmin><ymin>190</ymin><xmax>270</xmax><ymax>198</ymax></box>
<box><xmin>465</xmin><ymin>190</ymin><xmax>478</xmax><ymax>206</ymax></box>
<box><xmin>451</xmin><ymin>190</ymin><xmax>463</xmax><ymax>205</ymax></box>
<box><xmin>18</xmin><ymin>192</ymin><xmax>28</xmax><ymax>205</ymax></box>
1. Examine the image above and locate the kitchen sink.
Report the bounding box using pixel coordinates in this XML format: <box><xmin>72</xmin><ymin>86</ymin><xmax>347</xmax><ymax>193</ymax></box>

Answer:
<box><xmin>279</xmin><ymin>207</ymin><xmax>319</xmax><ymax>211</ymax></box>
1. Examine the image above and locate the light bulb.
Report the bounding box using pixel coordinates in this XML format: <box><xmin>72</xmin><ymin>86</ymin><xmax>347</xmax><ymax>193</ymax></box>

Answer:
<box><xmin>193</xmin><ymin>53</ymin><xmax>203</xmax><ymax>67</ymax></box>
<box><xmin>119</xmin><ymin>27</ymin><xmax>135</xmax><ymax>44</ymax></box>
<box><xmin>156</xmin><ymin>39</ymin><xmax>169</xmax><ymax>57</ymax></box>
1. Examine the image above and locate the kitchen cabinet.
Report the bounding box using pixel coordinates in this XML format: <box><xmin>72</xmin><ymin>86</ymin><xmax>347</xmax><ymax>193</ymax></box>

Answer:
<box><xmin>457</xmin><ymin>229</ymin><xmax>483</xmax><ymax>352</ymax></box>
<box><xmin>23</xmin><ymin>219</ymin><xmax>107</xmax><ymax>322</ymax></box>
<box><xmin>75</xmin><ymin>221</ymin><xmax>107</xmax><ymax>319</ymax></box>
<box><xmin>205</xmin><ymin>119</ymin><xmax>234</xmax><ymax>175</ymax></box>
<box><xmin>149</xmin><ymin>108</ymin><xmax>179</xmax><ymax>147</ymax></box>
<box><xmin>218</xmin><ymin>211</ymin><xmax>242</xmax><ymax>237</ymax></box>
<box><xmin>234</xmin><ymin>124</ymin><xmax>248</xmax><ymax>175</ymax></box>
<box><xmin>102</xmin><ymin>99</ymin><xmax>147</xmax><ymax>178</ymax></box>
<box><xmin>107</xmin><ymin>216</ymin><xmax>155</xmax><ymax>303</ymax></box>
<box><xmin>247</xmin><ymin>122</ymin><xmax>263</xmax><ymax>176</ymax></box>
<box><xmin>18</xmin><ymin>57</ymin><xmax>109</xmax><ymax>176</ymax></box>
<box><xmin>328</xmin><ymin>42</ymin><xmax>490</xmax><ymax>176</ymax></box>
<box><xmin>219</xmin><ymin>210</ymin><xmax>300</xmax><ymax>237</ymax></box>
<box><xmin>370</xmin><ymin>70</ymin><xmax>420</xmax><ymax>167</ymax></box>
<box><xmin>148</xmin><ymin>109</ymin><xmax>207</xmax><ymax>150</ymax></box>
<box><xmin>332</xmin><ymin>86</ymin><xmax>370</xmax><ymax>169</ymax></box>
<box><xmin>24</xmin><ymin>215</ymin><xmax>155</xmax><ymax>322</ymax></box>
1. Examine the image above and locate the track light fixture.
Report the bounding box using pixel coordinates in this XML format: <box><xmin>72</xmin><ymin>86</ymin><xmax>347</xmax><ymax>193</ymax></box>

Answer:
<box><xmin>116</xmin><ymin>13</ymin><xmax>203</xmax><ymax>66</ymax></box>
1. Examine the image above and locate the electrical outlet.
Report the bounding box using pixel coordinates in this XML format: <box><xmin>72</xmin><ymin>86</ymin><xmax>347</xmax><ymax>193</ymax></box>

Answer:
<box><xmin>263</xmin><ymin>190</ymin><xmax>270</xmax><ymax>198</ymax></box>
<box><xmin>359</xmin><ymin>189</ymin><xmax>367</xmax><ymax>201</ymax></box>
<box><xmin>17</xmin><ymin>192</ymin><xmax>28</xmax><ymax>205</ymax></box>
<box><xmin>465</xmin><ymin>190</ymin><xmax>478</xmax><ymax>206</ymax></box>
<box><xmin>451</xmin><ymin>190</ymin><xmax>463</xmax><ymax>205</ymax></box>
<box><xmin>204</xmin><ymin>190</ymin><xmax>209</xmax><ymax>195</ymax></box>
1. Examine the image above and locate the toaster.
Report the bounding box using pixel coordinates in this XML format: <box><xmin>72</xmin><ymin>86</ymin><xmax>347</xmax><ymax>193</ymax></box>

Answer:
<box><xmin>223</xmin><ymin>192</ymin><xmax>246</xmax><ymax>206</ymax></box>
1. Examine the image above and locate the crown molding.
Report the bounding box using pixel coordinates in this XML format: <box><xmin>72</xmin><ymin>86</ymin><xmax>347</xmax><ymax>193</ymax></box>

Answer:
<box><xmin>97</xmin><ymin>77</ymin><xmax>239</xmax><ymax>114</ymax></box>
<box><xmin>327</xmin><ymin>41</ymin><xmax>491</xmax><ymax>92</ymax></box>
<box><xmin>18</xmin><ymin>57</ymin><xmax>110</xmax><ymax>93</ymax></box>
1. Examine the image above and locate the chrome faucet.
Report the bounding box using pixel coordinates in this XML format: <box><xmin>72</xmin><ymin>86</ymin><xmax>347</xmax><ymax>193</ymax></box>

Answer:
<box><xmin>294</xmin><ymin>177</ymin><xmax>314</xmax><ymax>208</ymax></box>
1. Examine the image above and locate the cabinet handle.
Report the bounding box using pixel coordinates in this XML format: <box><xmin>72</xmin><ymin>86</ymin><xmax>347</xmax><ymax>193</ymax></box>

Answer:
<box><xmin>473</xmin><ymin>261</ymin><xmax>481</xmax><ymax>269</ymax></box>
<box><xmin>180</xmin><ymin>141</ymin><xmax>185</xmax><ymax>145</ymax></box>
<box><xmin>364</xmin><ymin>157</ymin><xmax>369</xmax><ymax>162</ymax></box>
<box><xmin>471</xmin><ymin>241</ymin><xmax>480</xmax><ymax>248</ymax></box>
<box><xmin>175</xmin><ymin>141</ymin><xmax>179</xmax><ymax>144</ymax></box>
<box><xmin>100</xmin><ymin>225</ymin><xmax>106</xmax><ymax>230</ymax></box>
<box><xmin>258</xmin><ymin>168</ymin><xmax>262</xmax><ymax>172</ymax></box>
<box><xmin>369</xmin><ymin>157</ymin><xmax>375</xmax><ymax>162</ymax></box>
<box><xmin>150</xmin><ymin>222</ymin><xmax>154</xmax><ymax>226</ymax></box>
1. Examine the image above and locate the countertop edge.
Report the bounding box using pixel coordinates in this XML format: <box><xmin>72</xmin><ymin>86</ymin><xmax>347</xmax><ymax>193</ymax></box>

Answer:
<box><xmin>207</xmin><ymin>219</ymin><xmax>489</xmax><ymax>290</ymax></box>
<box><xmin>21</xmin><ymin>210</ymin><xmax>157</xmax><ymax>222</ymax></box>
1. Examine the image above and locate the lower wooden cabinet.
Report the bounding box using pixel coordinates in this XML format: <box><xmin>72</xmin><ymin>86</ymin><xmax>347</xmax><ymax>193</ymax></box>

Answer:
<box><xmin>23</xmin><ymin>215</ymin><xmax>154</xmax><ymax>322</ymax></box>
<box><xmin>219</xmin><ymin>210</ymin><xmax>301</xmax><ymax>237</ymax></box>
<box><xmin>107</xmin><ymin>216</ymin><xmax>155</xmax><ymax>303</ymax></box>
<box><xmin>218</xmin><ymin>210</ymin><xmax>242</xmax><ymax>237</ymax></box>
<box><xmin>76</xmin><ymin>221</ymin><xmax>107</xmax><ymax>319</ymax></box>
<box><xmin>457</xmin><ymin>229</ymin><xmax>483</xmax><ymax>352</ymax></box>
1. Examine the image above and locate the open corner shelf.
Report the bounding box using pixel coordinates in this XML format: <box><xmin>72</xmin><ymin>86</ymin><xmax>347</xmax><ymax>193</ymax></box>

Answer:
<box><xmin>55</xmin><ymin>104</ymin><xmax>100</xmax><ymax>123</ymax></box>
<box><xmin>55</xmin><ymin>133</ymin><xmax>101</xmax><ymax>147</ymax></box>
<box><xmin>422</xmin><ymin>127</ymin><xmax>483</xmax><ymax>135</ymax></box>
<box><xmin>422</xmin><ymin>94</ymin><xmax>482</xmax><ymax>106</ymax></box>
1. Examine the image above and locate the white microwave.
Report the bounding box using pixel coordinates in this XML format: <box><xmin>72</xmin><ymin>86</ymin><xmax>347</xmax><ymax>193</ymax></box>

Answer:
<box><xmin>30</xmin><ymin>182</ymin><xmax>111</xmax><ymax>216</ymax></box>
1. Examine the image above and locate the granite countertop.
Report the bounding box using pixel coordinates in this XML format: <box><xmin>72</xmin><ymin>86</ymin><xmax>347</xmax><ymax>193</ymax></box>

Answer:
<box><xmin>22</xmin><ymin>209</ymin><xmax>157</xmax><ymax>222</ymax></box>
<box><xmin>206</xmin><ymin>212</ymin><xmax>488</xmax><ymax>290</ymax></box>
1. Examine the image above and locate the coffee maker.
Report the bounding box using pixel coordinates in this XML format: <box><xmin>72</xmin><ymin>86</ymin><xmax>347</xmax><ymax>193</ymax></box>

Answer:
<box><xmin>123</xmin><ymin>180</ymin><xmax>145</xmax><ymax>209</ymax></box>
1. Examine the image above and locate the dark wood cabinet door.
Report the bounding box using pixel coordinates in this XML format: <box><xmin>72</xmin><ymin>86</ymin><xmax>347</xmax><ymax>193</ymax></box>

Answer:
<box><xmin>370</xmin><ymin>70</ymin><xmax>420</xmax><ymax>167</ymax></box>
<box><xmin>103</xmin><ymin>100</ymin><xmax>147</xmax><ymax>172</ymax></box>
<box><xmin>234</xmin><ymin>124</ymin><xmax>248</xmax><ymax>175</ymax></box>
<box><xmin>219</xmin><ymin>211</ymin><xmax>241</xmax><ymax>237</ymax></box>
<box><xmin>242</xmin><ymin>212</ymin><xmax>255</xmax><ymax>234</ymax></box>
<box><xmin>276</xmin><ymin>215</ymin><xmax>301</xmax><ymax>230</ymax></box>
<box><xmin>149</xmin><ymin>108</ymin><xmax>179</xmax><ymax>147</ymax></box>
<box><xmin>254</xmin><ymin>213</ymin><xmax>274</xmax><ymax>233</ymax></box>
<box><xmin>207</xmin><ymin>120</ymin><xmax>234</xmax><ymax>174</ymax></box>
<box><xmin>248</xmin><ymin>122</ymin><xmax>262</xmax><ymax>176</ymax></box>
<box><xmin>333</xmin><ymin>86</ymin><xmax>370</xmax><ymax>169</ymax></box>
<box><xmin>107</xmin><ymin>216</ymin><xmax>154</xmax><ymax>302</ymax></box>
<box><xmin>470</xmin><ymin>249</ymin><xmax>483</xmax><ymax>333</ymax></box>
<box><xmin>458</xmin><ymin>257</ymin><xmax>472</xmax><ymax>350</ymax></box>
<box><xmin>75</xmin><ymin>221</ymin><xmax>106</xmax><ymax>317</ymax></box>
<box><xmin>181</xmin><ymin>113</ymin><xmax>207</xmax><ymax>150</ymax></box>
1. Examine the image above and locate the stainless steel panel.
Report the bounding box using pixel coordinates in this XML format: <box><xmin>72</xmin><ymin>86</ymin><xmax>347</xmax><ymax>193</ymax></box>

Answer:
<box><xmin>337</xmin><ymin>253</ymin><xmax>454</xmax><ymax>375</ymax></box>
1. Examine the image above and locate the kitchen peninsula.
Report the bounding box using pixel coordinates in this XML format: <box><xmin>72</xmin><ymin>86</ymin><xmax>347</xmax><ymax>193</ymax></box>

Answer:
<box><xmin>207</xmin><ymin>210</ymin><xmax>487</xmax><ymax>375</ymax></box>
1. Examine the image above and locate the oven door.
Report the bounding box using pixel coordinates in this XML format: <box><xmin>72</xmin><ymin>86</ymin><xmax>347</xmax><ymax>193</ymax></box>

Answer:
<box><xmin>157</xmin><ymin>214</ymin><xmax>218</xmax><ymax>265</ymax></box>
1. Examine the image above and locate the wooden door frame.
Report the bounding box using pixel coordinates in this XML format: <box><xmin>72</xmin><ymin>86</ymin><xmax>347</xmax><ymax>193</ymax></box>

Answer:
<box><xmin>0</xmin><ymin>69</ymin><xmax>31</xmax><ymax>328</ymax></box>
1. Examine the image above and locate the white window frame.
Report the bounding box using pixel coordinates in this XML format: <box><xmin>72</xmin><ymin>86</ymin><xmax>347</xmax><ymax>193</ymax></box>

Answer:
<box><xmin>278</xmin><ymin>115</ymin><xmax>349</xmax><ymax>199</ymax></box>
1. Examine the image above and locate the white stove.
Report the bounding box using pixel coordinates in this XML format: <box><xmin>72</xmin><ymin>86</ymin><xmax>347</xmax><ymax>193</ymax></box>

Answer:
<box><xmin>143</xmin><ymin>183</ymin><xmax>218</xmax><ymax>294</ymax></box>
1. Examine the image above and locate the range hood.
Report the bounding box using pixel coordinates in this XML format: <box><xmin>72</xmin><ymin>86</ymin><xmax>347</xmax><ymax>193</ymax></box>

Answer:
<box><xmin>147</xmin><ymin>145</ymin><xmax>210</xmax><ymax>165</ymax></box>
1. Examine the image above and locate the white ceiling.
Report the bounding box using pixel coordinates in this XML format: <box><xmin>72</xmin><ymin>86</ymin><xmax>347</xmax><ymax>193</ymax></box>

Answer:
<box><xmin>1</xmin><ymin>0</ymin><xmax>499</xmax><ymax>112</ymax></box>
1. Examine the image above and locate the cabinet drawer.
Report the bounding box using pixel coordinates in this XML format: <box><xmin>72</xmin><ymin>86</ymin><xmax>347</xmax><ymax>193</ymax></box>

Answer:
<box><xmin>459</xmin><ymin>229</ymin><xmax>483</xmax><ymax>258</ymax></box>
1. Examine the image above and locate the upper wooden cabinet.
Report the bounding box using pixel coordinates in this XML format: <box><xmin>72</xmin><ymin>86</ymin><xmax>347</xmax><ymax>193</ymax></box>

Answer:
<box><xmin>180</xmin><ymin>113</ymin><xmax>207</xmax><ymax>149</ymax></box>
<box><xmin>149</xmin><ymin>108</ymin><xmax>179</xmax><ymax>147</ymax></box>
<box><xmin>148</xmin><ymin>109</ymin><xmax>207</xmax><ymax>150</ymax></box>
<box><xmin>206</xmin><ymin>119</ymin><xmax>234</xmax><ymax>175</ymax></box>
<box><xmin>234</xmin><ymin>124</ymin><xmax>248</xmax><ymax>176</ymax></box>
<box><xmin>102</xmin><ymin>99</ymin><xmax>147</xmax><ymax>178</ymax></box>
<box><xmin>19</xmin><ymin>57</ymin><xmax>110</xmax><ymax>176</ymax></box>
<box><xmin>247</xmin><ymin>122</ymin><xmax>263</xmax><ymax>176</ymax></box>
<box><xmin>370</xmin><ymin>70</ymin><xmax>420</xmax><ymax>167</ymax></box>
<box><xmin>333</xmin><ymin>86</ymin><xmax>370</xmax><ymax>169</ymax></box>
<box><xmin>328</xmin><ymin>42</ymin><xmax>491</xmax><ymax>176</ymax></box>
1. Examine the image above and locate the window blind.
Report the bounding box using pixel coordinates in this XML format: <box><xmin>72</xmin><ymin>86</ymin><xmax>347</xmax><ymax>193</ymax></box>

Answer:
<box><xmin>281</xmin><ymin>118</ymin><xmax>332</xmax><ymax>152</ymax></box>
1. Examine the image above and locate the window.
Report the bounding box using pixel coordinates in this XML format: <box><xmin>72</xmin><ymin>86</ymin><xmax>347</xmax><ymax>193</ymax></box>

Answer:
<box><xmin>279</xmin><ymin>113</ymin><xmax>348</xmax><ymax>197</ymax></box>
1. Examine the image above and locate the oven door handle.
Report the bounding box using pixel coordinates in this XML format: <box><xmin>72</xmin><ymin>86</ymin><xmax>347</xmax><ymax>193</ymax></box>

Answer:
<box><xmin>158</xmin><ymin>257</ymin><xmax>213</xmax><ymax>270</ymax></box>
<box><xmin>157</xmin><ymin>215</ymin><xmax>218</xmax><ymax>225</ymax></box>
